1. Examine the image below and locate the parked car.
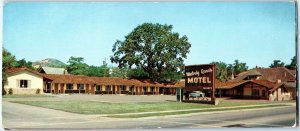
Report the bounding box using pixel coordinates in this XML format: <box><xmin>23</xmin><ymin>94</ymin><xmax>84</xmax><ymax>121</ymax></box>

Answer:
<box><xmin>189</xmin><ymin>91</ymin><xmax>205</xmax><ymax>98</ymax></box>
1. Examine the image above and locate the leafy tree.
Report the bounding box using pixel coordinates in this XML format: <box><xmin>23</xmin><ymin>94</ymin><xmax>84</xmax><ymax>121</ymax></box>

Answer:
<box><xmin>66</xmin><ymin>56</ymin><xmax>88</xmax><ymax>75</ymax></box>
<box><xmin>83</xmin><ymin>66</ymin><xmax>103</xmax><ymax>77</ymax></box>
<box><xmin>82</xmin><ymin>66</ymin><xmax>109</xmax><ymax>77</ymax></box>
<box><xmin>232</xmin><ymin>60</ymin><xmax>248</xmax><ymax>76</ymax></box>
<box><xmin>100</xmin><ymin>59</ymin><xmax>110</xmax><ymax>77</ymax></box>
<box><xmin>2</xmin><ymin>48</ymin><xmax>17</xmax><ymax>95</ymax></box>
<box><xmin>270</xmin><ymin>60</ymin><xmax>285</xmax><ymax>68</ymax></box>
<box><xmin>210</xmin><ymin>61</ymin><xmax>230</xmax><ymax>82</ymax></box>
<box><xmin>110</xmin><ymin>67</ymin><xmax>128</xmax><ymax>78</ymax></box>
<box><xmin>127</xmin><ymin>66</ymin><xmax>150</xmax><ymax>79</ymax></box>
<box><xmin>110</xmin><ymin>23</ymin><xmax>191</xmax><ymax>82</ymax></box>
<box><xmin>285</xmin><ymin>56</ymin><xmax>296</xmax><ymax>69</ymax></box>
<box><xmin>15</xmin><ymin>58</ymin><xmax>34</xmax><ymax>69</ymax></box>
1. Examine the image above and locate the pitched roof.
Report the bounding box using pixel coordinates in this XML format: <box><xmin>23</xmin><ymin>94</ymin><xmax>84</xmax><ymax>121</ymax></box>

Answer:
<box><xmin>162</xmin><ymin>79</ymin><xmax>185</xmax><ymax>88</ymax></box>
<box><xmin>230</xmin><ymin>67</ymin><xmax>295</xmax><ymax>83</ymax></box>
<box><xmin>231</xmin><ymin>69</ymin><xmax>262</xmax><ymax>82</ymax></box>
<box><xmin>43</xmin><ymin>74</ymin><xmax>94</xmax><ymax>84</ymax></box>
<box><xmin>289</xmin><ymin>69</ymin><xmax>296</xmax><ymax>76</ymax></box>
<box><xmin>216</xmin><ymin>80</ymin><xmax>275</xmax><ymax>89</ymax></box>
<box><xmin>7</xmin><ymin>67</ymin><xmax>53</xmax><ymax>81</ymax></box>
<box><xmin>8</xmin><ymin>67</ymin><xmax>42</xmax><ymax>77</ymax></box>
<box><xmin>42</xmin><ymin>74</ymin><xmax>182</xmax><ymax>87</ymax></box>
<box><xmin>255</xmin><ymin>67</ymin><xmax>295</xmax><ymax>82</ymax></box>
<box><xmin>216</xmin><ymin>80</ymin><xmax>248</xmax><ymax>89</ymax></box>
<box><xmin>38</xmin><ymin>67</ymin><xmax>67</xmax><ymax>74</ymax></box>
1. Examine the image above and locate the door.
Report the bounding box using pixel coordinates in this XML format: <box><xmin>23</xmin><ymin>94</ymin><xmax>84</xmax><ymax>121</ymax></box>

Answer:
<box><xmin>54</xmin><ymin>83</ymin><xmax>59</xmax><ymax>94</ymax></box>
<box><xmin>91</xmin><ymin>85</ymin><xmax>95</xmax><ymax>94</ymax></box>
<box><xmin>60</xmin><ymin>84</ymin><xmax>64</xmax><ymax>94</ymax></box>
<box><xmin>85</xmin><ymin>84</ymin><xmax>89</xmax><ymax>94</ymax></box>
<box><xmin>112</xmin><ymin>86</ymin><xmax>115</xmax><ymax>94</ymax></box>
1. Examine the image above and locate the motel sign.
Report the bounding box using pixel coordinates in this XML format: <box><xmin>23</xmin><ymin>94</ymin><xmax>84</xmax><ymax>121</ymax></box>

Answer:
<box><xmin>185</xmin><ymin>64</ymin><xmax>216</xmax><ymax>100</ymax></box>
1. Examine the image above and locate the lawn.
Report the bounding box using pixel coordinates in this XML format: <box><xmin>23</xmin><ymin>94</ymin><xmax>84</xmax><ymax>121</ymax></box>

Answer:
<box><xmin>10</xmin><ymin>100</ymin><xmax>278</xmax><ymax>115</ymax></box>
<box><xmin>108</xmin><ymin>104</ymin><xmax>287</xmax><ymax>118</ymax></box>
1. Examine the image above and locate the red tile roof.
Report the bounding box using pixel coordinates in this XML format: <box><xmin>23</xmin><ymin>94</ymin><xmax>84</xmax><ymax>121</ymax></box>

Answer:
<box><xmin>230</xmin><ymin>67</ymin><xmax>295</xmax><ymax>83</ymax></box>
<box><xmin>216</xmin><ymin>80</ymin><xmax>275</xmax><ymax>89</ymax></box>
<box><xmin>256</xmin><ymin>67</ymin><xmax>295</xmax><ymax>82</ymax></box>
<box><xmin>5</xmin><ymin>68</ymin><xmax>195</xmax><ymax>88</ymax></box>
<box><xmin>7</xmin><ymin>67</ymin><xmax>51</xmax><ymax>79</ymax></box>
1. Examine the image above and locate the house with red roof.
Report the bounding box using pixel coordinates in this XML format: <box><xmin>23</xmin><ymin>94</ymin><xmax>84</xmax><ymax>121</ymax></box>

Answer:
<box><xmin>4</xmin><ymin>67</ymin><xmax>183</xmax><ymax>95</ymax></box>
<box><xmin>4</xmin><ymin>68</ymin><xmax>52</xmax><ymax>94</ymax></box>
<box><xmin>216</xmin><ymin>67</ymin><xmax>296</xmax><ymax>101</ymax></box>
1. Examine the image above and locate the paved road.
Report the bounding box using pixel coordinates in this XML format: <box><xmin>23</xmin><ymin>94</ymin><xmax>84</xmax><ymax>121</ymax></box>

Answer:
<box><xmin>2</xmin><ymin>101</ymin><xmax>297</xmax><ymax>129</ymax></box>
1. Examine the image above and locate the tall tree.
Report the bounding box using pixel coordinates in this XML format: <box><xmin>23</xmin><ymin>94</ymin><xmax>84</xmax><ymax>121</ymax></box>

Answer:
<box><xmin>110</xmin><ymin>67</ymin><xmax>128</xmax><ymax>78</ymax></box>
<box><xmin>15</xmin><ymin>58</ymin><xmax>34</xmax><ymax>69</ymax></box>
<box><xmin>110</xmin><ymin>23</ymin><xmax>191</xmax><ymax>82</ymax></box>
<box><xmin>232</xmin><ymin>60</ymin><xmax>248</xmax><ymax>76</ymax></box>
<box><xmin>210</xmin><ymin>61</ymin><xmax>230</xmax><ymax>82</ymax></box>
<box><xmin>66</xmin><ymin>56</ymin><xmax>88</xmax><ymax>75</ymax></box>
<box><xmin>285</xmin><ymin>56</ymin><xmax>296</xmax><ymax>69</ymax></box>
<box><xmin>2</xmin><ymin>48</ymin><xmax>17</xmax><ymax>95</ymax></box>
<box><xmin>100</xmin><ymin>59</ymin><xmax>110</xmax><ymax>77</ymax></box>
<box><xmin>127</xmin><ymin>66</ymin><xmax>150</xmax><ymax>79</ymax></box>
<box><xmin>270</xmin><ymin>60</ymin><xmax>285</xmax><ymax>68</ymax></box>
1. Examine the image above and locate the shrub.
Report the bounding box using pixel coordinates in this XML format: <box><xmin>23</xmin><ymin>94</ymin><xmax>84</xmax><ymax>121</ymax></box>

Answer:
<box><xmin>36</xmin><ymin>89</ymin><xmax>41</xmax><ymax>94</ymax></box>
<box><xmin>2</xmin><ymin>87</ymin><xmax>7</xmax><ymax>95</ymax></box>
<box><xmin>8</xmin><ymin>88</ymin><xmax>13</xmax><ymax>95</ymax></box>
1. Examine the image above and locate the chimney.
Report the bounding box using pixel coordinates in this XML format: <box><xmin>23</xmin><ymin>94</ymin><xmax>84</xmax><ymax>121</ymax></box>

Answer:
<box><xmin>231</xmin><ymin>72</ymin><xmax>234</xmax><ymax>80</ymax></box>
<box><xmin>277</xmin><ymin>79</ymin><xmax>281</xmax><ymax>83</ymax></box>
<box><xmin>285</xmin><ymin>72</ymin><xmax>286</xmax><ymax>77</ymax></box>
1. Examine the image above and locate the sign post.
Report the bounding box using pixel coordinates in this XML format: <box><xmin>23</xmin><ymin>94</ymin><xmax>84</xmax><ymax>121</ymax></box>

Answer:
<box><xmin>211</xmin><ymin>64</ymin><xmax>216</xmax><ymax>101</ymax></box>
<box><xmin>185</xmin><ymin>64</ymin><xmax>216</xmax><ymax>104</ymax></box>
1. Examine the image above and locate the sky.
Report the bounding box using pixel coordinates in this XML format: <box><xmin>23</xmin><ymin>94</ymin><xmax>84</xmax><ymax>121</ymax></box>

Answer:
<box><xmin>3</xmin><ymin>2</ymin><xmax>296</xmax><ymax>68</ymax></box>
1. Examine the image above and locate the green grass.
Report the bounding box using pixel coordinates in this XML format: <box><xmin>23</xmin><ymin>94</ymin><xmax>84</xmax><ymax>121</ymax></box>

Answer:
<box><xmin>3</xmin><ymin>94</ymin><xmax>54</xmax><ymax>98</ymax></box>
<box><xmin>10</xmin><ymin>100</ymin><xmax>274</xmax><ymax>115</ymax></box>
<box><xmin>108</xmin><ymin>104</ymin><xmax>287</xmax><ymax>118</ymax></box>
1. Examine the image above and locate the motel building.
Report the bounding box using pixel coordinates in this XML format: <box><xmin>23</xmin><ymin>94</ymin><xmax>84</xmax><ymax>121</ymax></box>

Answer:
<box><xmin>4</xmin><ymin>67</ymin><xmax>182</xmax><ymax>96</ymax></box>
<box><xmin>215</xmin><ymin>67</ymin><xmax>297</xmax><ymax>101</ymax></box>
<box><xmin>4</xmin><ymin>67</ymin><xmax>296</xmax><ymax>101</ymax></box>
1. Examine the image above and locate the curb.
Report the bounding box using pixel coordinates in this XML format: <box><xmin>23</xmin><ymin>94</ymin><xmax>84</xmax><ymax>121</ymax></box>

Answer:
<box><xmin>107</xmin><ymin>104</ymin><xmax>295</xmax><ymax>120</ymax></box>
<box><xmin>98</xmin><ymin>103</ymin><xmax>291</xmax><ymax>117</ymax></box>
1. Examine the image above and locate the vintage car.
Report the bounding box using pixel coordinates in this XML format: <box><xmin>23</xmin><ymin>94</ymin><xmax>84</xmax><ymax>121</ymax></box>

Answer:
<box><xmin>189</xmin><ymin>91</ymin><xmax>205</xmax><ymax>98</ymax></box>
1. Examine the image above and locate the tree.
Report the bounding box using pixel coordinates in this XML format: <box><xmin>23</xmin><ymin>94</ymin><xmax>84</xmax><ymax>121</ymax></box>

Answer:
<box><xmin>83</xmin><ymin>66</ymin><xmax>104</xmax><ymax>77</ymax></box>
<box><xmin>110</xmin><ymin>67</ymin><xmax>128</xmax><ymax>78</ymax></box>
<box><xmin>110</xmin><ymin>23</ymin><xmax>191</xmax><ymax>82</ymax></box>
<box><xmin>100</xmin><ymin>59</ymin><xmax>110</xmax><ymax>77</ymax></box>
<box><xmin>285</xmin><ymin>56</ymin><xmax>296</xmax><ymax>69</ymax></box>
<box><xmin>2</xmin><ymin>48</ymin><xmax>17</xmax><ymax>95</ymax></box>
<box><xmin>15</xmin><ymin>58</ymin><xmax>34</xmax><ymax>69</ymax></box>
<box><xmin>210</xmin><ymin>61</ymin><xmax>230</xmax><ymax>82</ymax></box>
<box><xmin>66</xmin><ymin>56</ymin><xmax>88</xmax><ymax>75</ymax></box>
<box><xmin>127</xmin><ymin>66</ymin><xmax>150</xmax><ymax>79</ymax></box>
<box><xmin>270</xmin><ymin>60</ymin><xmax>285</xmax><ymax>68</ymax></box>
<box><xmin>232</xmin><ymin>60</ymin><xmax>248</xmax><ymax>76</ymax></box>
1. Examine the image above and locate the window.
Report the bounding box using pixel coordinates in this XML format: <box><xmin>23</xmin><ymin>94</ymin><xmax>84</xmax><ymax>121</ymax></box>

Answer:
<box><xmin>130</xmin><ymin>87</ymin><xmax>134</xmax><ymax>92</ymax></box>
<box><xmin>96</xmin><ymin>85</ymin><xmax>102</xmax><ymax>91</ymax></box>
<box><xmin>143</xmin><ymin>87</ymin><xmax>147</xmax><ymax>92</ymax></box>
<box><xmin>77</xmin><ymin>84</ymin><xmax>84</xmax><ymax>90</ymax></box>
<box><xmin>120</xmin><ymin>85</ymin><xmax>126</xmax><ymax>91</ymax></box>
<box><xmin>150</xmin><ymin>87</ymin><xmax>154</xmax><ymax>92</ymax></box>
<box><xmin>252</xmin><ymin>89</ymin><xmax>259</xmax><ymax>96</ymax></box>
<box><xmin>106</xmin><ymin>85</ymin><xmax>111</xmax><ymax>91</ymax></box>
<box><xmin>66</xmin><ymin>84</ymin><xmax>73</xmax><ymax>90</ymax></box>
<box><xmin>46</xmin><ymin>83</ymin><xmax>51</xmax><ymax>90</ymax></box>
<box><xmin>17</xmin><ymin>80</ymin><xmax>30</xmax><ymax>88</ymax></box>
<box><xmin>262</xmin><ymin>90</ymin><xmax>266</xmax><ymax>97</ymax></box>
